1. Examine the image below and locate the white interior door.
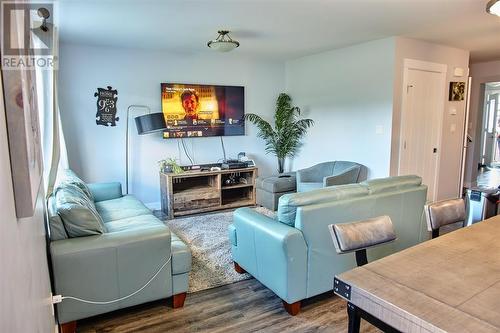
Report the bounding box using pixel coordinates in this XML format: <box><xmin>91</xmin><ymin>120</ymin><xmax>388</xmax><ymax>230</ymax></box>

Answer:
<box><xmin>481</xmin><ymin>93</ymin><xmax>499</xmax><ymax>166</ymax></box>
<box><xmin>399</xmin><ymin>60</ymin><xmax>446</xmax><ymax>202</ymax></box>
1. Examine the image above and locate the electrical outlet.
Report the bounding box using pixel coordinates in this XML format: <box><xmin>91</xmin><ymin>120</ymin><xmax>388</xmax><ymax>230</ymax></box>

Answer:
<box><xmin>52</xmin><ymin>294</ymin><xmax>62</xmax><ymax>304</ymax></box>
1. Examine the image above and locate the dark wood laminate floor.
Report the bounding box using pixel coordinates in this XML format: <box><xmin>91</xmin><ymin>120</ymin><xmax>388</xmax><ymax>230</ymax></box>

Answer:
<box><xmin>78</xmin><ymin>278</ymin><xmax>380</xmax><ymax>333</ymax></box>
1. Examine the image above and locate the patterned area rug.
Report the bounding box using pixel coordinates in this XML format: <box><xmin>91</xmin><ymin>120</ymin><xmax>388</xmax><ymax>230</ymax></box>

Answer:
<box><xmin>162</xmin><ymin>207</ymin><xmax>275</xmax><ymax>293</ymax></box>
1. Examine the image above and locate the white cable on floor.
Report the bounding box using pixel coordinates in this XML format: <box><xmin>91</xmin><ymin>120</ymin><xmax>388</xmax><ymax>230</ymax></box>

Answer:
<box><xmin>58</xmin><ymin>255</ymin><xmax>172</xmax><ymax>305</ymax></box>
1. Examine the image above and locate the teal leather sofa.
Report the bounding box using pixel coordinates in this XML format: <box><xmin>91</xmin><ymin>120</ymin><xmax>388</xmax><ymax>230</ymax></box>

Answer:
<box><xmin>296</xmin><ymin>161</ymin><xmax>364</xmax><ymax>192</ymax></box>
<box><xmin>229</xmin><ymin>175</ymin><xmax>427</xmax><ymax>315</ymax></box>
<box><xmin>48</xmin><ymin>170</ymin><xmax>191</xmax><ymax>332</ymax></box>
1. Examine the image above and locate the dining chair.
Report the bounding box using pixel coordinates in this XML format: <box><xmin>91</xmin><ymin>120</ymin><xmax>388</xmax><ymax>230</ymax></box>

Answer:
<box><xmin>329</xmin><ymin>216</ymin><xmax>399</xmax><ymax>333</ymax></box>
<box><xmin>329</xmin><ymin>215</ymin><xmax>396</xmax><ymax>267</ymax></box>
<box><xmin>424</xmin><ymin>198</ymin><xmax>466</xmax><ymax>239</ymax></box>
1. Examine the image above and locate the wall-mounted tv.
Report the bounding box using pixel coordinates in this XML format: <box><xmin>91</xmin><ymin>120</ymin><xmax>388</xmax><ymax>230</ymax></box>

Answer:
<box><xmin>161</xmin><ymin>83</ymin><xmax>245</xmax><ymax>138</ymax></box>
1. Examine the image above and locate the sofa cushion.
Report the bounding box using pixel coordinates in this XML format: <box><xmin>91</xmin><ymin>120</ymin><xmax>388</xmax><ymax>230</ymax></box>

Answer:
<box><xmin>296</xmin><ymin>182</ymin><xmax>323</xmax><ymax>193</ymax></box>
<box><xmin>95</xmin><ymin>195</ymin><xmax>152</xmax><ymax>223</ymax></box>
<box><xmin>171</xmin><ymin>232</ymin><xmax>192</xmax><ymax>275</ymax></box>
<box><xmin>362</xmin><ymin>175</ymin><xmax>422</xmax><ymax>194</ymax></box>
<box><xmin>105</xmin><ymin>214</ymin><xmax>164</xmax><ymax>233</ymax></box>
<box><xmin>55</xmin><ymin>183</ymin><xmax>106</xmax><ymax>237</ymax></box>
<box><xmin>256</xmin><ymin>173</ymin><xmax>297</xmax><ymax>193</ymax></box>
<box><xmin>48</xmin><ymin>195</ymin><xmax>68</xmax><ymax>240</ymax></box>
<box><xmin>56</xmin><ymin>169</ymin><xmax>94</xmax><ymax>201</ymax></box>
<box><xmin>277</xmin><ymin>183</ymin><xmax>370</xmax><ymax>226</ymax></box>
<box><xmin>88</xmin><ymin>182</ymin><xmax>122</xmax><ymax>203</ymax></box>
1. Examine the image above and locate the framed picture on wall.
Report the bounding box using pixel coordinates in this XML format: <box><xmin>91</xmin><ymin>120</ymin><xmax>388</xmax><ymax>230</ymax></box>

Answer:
<box><xmin>2</xmin><ymin>68</ymin><xmax>43</xmax><ymax>218</ymax></box>
<box><xmin>1</xmin><ymin>5</ymin><xmax>44</xmax><ymax>218</ymax></box>
<box><xmin>449</xmin><ymin>82</ymin><xmax>465</xmax><ymax>101</ymax></box>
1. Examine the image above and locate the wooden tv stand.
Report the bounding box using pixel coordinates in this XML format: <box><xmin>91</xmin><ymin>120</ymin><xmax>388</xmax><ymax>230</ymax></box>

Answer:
<box><xmin>160</xmin><ymin>167</ymin><xmax>257</xmax><ymax>219</ymax></box>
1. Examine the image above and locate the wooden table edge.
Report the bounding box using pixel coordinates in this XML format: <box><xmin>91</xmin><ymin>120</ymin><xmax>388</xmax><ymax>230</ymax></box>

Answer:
<box><xmin>334</xmin><ymin>269</ymin><xmax>500</xmax><ymax>333</ymax></box>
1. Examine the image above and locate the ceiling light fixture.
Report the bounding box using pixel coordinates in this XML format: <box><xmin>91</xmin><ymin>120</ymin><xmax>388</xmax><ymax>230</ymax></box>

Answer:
<box><xmin>487</xmin><ymin>0</ymin><xmax>500</xmax><ymax>16</ymax></box>
<box><xmin>37</xmin><ymin>7</ymin><xmax>50</xmax><ymax>31</ymax></box>
<box><xmin>207</xmin><ymin>30</ymin><xmax>239</xmax><ymax>52</ymax></box>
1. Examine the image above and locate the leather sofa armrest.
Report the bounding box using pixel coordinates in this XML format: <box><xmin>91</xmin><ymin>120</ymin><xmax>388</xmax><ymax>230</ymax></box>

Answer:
<box><xmin>232</xmin><ymin>208</ymin><xmax>307</xmax><ymax>303</ymax></box>
<box><xmin>323</xmin><ymin>165</ymin><xmax>361</xmax><ymax>187</ymax></box>
<box><xmin>50</xmin><ymin>225</ymin><xmax>171</xmax><ymax>323</ymax></box>
<box><xmin>88</xmin><ymin>182</ymin><xmax>123</xmax><ymax>202</ymax></box>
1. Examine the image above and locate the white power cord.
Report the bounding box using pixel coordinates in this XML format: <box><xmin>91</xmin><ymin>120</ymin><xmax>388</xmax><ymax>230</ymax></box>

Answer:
<box><xmin>52</xmin><ymin>255</ymin><xmax>172</xmax><ymax>305</ymax></box>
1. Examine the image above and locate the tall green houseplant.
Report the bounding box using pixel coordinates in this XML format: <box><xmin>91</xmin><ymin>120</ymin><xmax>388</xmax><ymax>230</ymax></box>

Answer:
<box><xmin>245</xmin><ymin>93</ymin><xmax>314</xmax><ymax>173</ymax></box>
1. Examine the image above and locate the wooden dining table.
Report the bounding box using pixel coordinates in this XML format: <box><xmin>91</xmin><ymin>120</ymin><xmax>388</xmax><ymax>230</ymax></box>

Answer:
<box><xmin>334</xmin><ymin>215</ymin><xmax>500</xmax><ymax>333</ymax></box>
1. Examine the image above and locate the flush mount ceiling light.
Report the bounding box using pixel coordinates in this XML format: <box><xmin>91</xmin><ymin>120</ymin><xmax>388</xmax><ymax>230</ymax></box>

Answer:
<box><xmin>207</xmin><ymin>30</ymin><xmax>240</xmax><ymax>52</ymax></box>
<box><xmin>37</xmin><ymin>7</ymin><xmax>50</xmax><ymax>31</ymax></box>
<box><xmin>487</xmin><ymin>0</ymin><xmax>500</xmax><ymax>16</ymax></box>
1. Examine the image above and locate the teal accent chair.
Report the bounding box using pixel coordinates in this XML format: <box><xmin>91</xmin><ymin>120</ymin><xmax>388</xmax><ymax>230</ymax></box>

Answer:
<box><xmin>229</xmin><ymin>175</ymin><xmax>428</xmax><ymax>315</ymax></box>
<box><xmin>296</xmin><ymin>161</ymin><xmax>364</xmax><ymax>192</ymax></box>
<box><xmin>48</xmin><ymin>172</ymin><xmax>191</xmax><ymax>333</ymax></box>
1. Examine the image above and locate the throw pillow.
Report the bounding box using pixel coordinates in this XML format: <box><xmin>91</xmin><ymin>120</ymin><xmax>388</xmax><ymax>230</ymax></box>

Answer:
<box><xmin>55</xmin><ymin>183</ymin><xmax>106</xmax><ymax>237</ymax></box>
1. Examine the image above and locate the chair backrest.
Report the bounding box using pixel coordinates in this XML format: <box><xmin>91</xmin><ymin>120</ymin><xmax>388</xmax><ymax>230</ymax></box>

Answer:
<box><xmin>424</xmin><ymin>198</ymin><xmax>466</xmax><ymax>238</ymax></box>
<box><xmin>277</xmin><ymin>183</ymin><xmax>369</xmax><ymax>226</ymax></box>
<box><xmin>291</xmin><ymin>175</ymin><xmax>427</xmax><ymax>299</ymax></box>
<box><xmin>329</xmin><ymin>216</ymin><xmax>396</xmax><ymax>254</ymax></box>
<box><xmin>308</xmin><ymin>162</ymin><xmax>336</xmax><ymax>180</ymax></box>
<box><xmin>333</xmin><ymin>161</ymin><xmax>360</xmax><ymax>174</ymax></box>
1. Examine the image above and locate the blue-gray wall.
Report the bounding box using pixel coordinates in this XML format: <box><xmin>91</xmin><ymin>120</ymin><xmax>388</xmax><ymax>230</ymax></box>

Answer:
<box><xmin>59</xmin><ymin>40</ymin><xmax>398</xmax><ymax>206</ymax></box>
<box><xmin>59</xmin><ymin>43</ymin><xmax>286</xmax><ymax>205</ymax></box>
<box><xmin>285</xmin><ymin>38</ymin><xmax>396</xmax><ymax>178</ymax></box>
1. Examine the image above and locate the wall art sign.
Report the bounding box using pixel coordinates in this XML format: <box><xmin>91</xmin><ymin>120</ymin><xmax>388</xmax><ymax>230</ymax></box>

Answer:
<box><xmin>94</xmin><ymin>86</ymin><xmax>119</xmax><ymax>126</ymax></box>
<box><xmin>449</xmin><ymin>82</ymin><xmax>465</xmax><ymax>101</ymax></box>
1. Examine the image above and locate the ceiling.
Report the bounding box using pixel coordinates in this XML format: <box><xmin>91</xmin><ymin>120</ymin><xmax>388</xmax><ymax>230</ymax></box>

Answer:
<box><xmin>58</xmin><ymin>0</ymin><xmax>500</xmax><ymax>63</ymax></box>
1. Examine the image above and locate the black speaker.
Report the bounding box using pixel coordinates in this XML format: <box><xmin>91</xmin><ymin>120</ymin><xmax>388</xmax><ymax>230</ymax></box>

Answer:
<box><xmin>135</xmin><ymin>113</ymin><xmax>167</xmax><ymax>135</ymax></box>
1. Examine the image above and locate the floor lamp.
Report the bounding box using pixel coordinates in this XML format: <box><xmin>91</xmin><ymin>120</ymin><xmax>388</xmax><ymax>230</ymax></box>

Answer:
<box><xmin>126</xmin><ymin>105</ymin><xmax>167</xmax><ymax>194</ymax></box>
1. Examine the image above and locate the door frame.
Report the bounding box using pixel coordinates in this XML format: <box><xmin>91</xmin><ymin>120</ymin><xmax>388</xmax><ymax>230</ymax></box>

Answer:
<box><xmin>398</xmin><ymin>59</ymin><xmax>448</xmax><ymax>201</ymax></box>
<box><xmin>459</xmin><ymin>76</ymin><xmax>472</xmax><ymax>195</ymax></box>
<box><xmin>481</xmin><ymin>92</ymin><xmax>500</xmax><ymax>167</ymax></box>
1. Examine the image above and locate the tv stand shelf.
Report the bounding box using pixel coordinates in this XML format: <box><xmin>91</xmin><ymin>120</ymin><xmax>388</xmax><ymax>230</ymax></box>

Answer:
<box><xmin>221</xmin><ymin>183</ymin><xmax>254</xmax><ymax>190</ymax></box>
<box><xmin>160</xmin><ymin>167</ymin><xmax>257</xmax><ymax>219</ymax></box>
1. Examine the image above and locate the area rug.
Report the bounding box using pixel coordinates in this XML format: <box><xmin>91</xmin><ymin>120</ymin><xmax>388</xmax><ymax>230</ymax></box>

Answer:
<box><xmin>162</xmin><ymin>207</ymin><xmax>276</xmax><ymax>293</ymax></box>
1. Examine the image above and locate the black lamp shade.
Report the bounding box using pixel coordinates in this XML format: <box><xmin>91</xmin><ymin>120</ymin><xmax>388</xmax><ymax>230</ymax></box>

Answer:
<box><xmin>135</xmin><ymin>112</ymin><xmax>167</xmax><ymax>135</ymax></box>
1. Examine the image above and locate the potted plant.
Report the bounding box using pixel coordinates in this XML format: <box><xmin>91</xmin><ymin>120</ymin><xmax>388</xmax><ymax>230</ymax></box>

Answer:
<box><xmin>158</xmin><ymin>158</ymin><xmax>184</xmax><ymax>174</ymax></box>
<box><xmin>245</xmin><ymin>93</ymin><xmax>314</xmax><ymax>173</ymax></box>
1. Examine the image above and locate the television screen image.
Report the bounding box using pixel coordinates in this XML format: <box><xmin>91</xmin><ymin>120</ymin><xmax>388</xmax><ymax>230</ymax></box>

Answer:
<box><xmin>161</xmin><ymin>83</ymin><xmax>245</xmax><ymax>138</ymax></box>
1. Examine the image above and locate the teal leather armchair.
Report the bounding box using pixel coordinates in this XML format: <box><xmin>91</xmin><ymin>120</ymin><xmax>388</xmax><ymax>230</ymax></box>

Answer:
<box><xmin>229</xmin><ymin>208</ymin><xmax>308</xmax><ymax>304</ymax></box>
<box><xmin>229</xmin><ymin>175</ymin><xmax>428</xmax><ymax>315</ymax></box>
<box><xmin>48</xmin><ymin>171</ymin><xmax>191</xmax><ymax>333</ymax></box>
<box><xmin>296</xmin><ymin>161</ymin><xmax>364</xmax><ymax>192</ymax></box>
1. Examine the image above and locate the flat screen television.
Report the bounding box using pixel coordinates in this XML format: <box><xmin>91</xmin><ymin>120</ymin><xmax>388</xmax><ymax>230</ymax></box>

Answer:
<box><xmin>161</xmin><ymin>83</ymin><xmax>245</xmax><ymax>138</ymax></box>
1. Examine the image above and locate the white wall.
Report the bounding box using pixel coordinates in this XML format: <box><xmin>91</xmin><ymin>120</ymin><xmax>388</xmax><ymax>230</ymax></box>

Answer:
<box><xmin>465</xmin><ymin>60</ymin><xmax>500</xmax><ymax>187</ymax></box>
<box><xmin>285</xmin><ymin>38</ymin><xmax>396</xmax><ymax>178</ymax></box>
<box><xmin>392</xmin><ymin>38</ymin><xmax>470</xmax><ymax>200</ymax></box>
<box><xmin>59</xmin><ymin>43</ymin><xmax>285</xmax><ymax>205</ymax></box>
<box><xmin>0</xmin><ymin>74</ymin><xmax>54</xmax><ymax>333</ymax></box>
